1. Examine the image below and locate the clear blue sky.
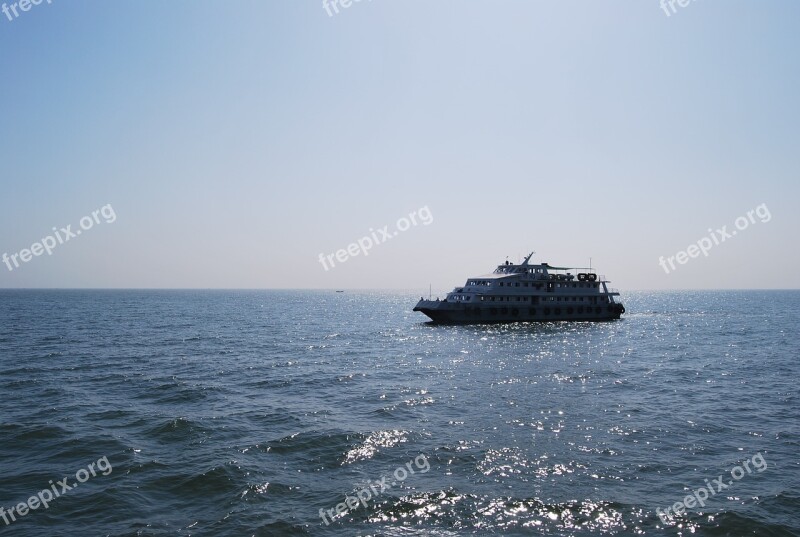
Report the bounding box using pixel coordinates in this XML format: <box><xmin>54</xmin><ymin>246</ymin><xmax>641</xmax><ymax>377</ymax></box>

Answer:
<box><xmin>1</xmin><ymin>1</ymin><xmax>798</xmax><ymax>290</ymax></box>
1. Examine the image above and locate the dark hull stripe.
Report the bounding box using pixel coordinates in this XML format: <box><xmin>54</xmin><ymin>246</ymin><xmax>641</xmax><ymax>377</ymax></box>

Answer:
<box><xmin>414</xmin><ymin>308</ymin><xmax>623</xmax><ymax>324</ymax></box>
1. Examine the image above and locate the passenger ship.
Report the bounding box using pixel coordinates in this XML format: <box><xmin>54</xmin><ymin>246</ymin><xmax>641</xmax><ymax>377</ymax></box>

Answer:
<box><xmin>413</xmin><ymin>252</ymin><xmax>625</xmax><ymax>324</ymax></box>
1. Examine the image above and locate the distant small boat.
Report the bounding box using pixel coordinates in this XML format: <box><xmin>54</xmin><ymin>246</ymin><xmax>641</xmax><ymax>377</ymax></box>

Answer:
<box><xmin>335</xmin><ymin>290</ymin><xmax>344</xmax><ymax>293</ymax></box>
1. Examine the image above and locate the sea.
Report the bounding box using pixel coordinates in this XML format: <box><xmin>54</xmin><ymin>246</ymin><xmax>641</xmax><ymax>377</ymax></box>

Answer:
<box><xmin>0</xmin><ymin>290</ymin><xmax>798</xmax><ymax>536</ymax></box>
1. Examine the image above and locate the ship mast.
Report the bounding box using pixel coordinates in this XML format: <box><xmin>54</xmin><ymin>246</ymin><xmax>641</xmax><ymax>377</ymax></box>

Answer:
<box><xmin>521</xmin><ymin>251</ymin><xmax>535</xmax><ymax>266</ymax></box>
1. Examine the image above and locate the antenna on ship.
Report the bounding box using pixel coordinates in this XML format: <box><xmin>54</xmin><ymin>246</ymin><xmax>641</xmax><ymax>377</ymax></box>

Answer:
<box><xmin>429</xmin><ymin>284</ymin><xmax>432</xmax><ymax>300</ymax></box>
<box><xmin>522</xmin><ymin>251</ymin><xmax>535</xmax><ymax>266</ymax></box>
<box><xmin>589</xmin><ymin>257</ymin><xmax>592</xmax><ymax>272</ymax></box>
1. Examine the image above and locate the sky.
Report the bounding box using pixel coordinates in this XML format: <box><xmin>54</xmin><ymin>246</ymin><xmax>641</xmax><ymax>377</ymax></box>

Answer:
<box><xmin>0</xmin><ymin>0</ymin><xmax>798</xmax><ymax>291</ymax></box>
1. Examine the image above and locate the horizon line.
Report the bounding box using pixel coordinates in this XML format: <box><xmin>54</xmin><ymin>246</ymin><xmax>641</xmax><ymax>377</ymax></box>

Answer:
<box><xmin>1</xmin><ymin>287</ymin><xmax>799</xmax><ymax>292</ymax></box>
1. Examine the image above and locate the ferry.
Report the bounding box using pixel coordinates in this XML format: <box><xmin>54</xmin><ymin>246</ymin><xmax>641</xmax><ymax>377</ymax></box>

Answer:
<box><xmin>413</xmin><ymin>252</ymin><xmax>625</xmax><ymax>324</ymax></box>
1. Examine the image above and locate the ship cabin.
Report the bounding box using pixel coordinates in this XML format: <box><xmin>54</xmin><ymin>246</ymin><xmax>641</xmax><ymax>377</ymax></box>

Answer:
<box><xmin>443</xmin><ymin>253</ymin><xmax>621</xmax><ymax>309</ymax></box>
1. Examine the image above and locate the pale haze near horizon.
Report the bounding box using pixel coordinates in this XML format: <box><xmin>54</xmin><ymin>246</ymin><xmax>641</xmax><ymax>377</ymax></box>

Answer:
<box><xmin>1</xmin><ymin>1</ymin><xmax>798</xmax><ymax>292</ymax></box>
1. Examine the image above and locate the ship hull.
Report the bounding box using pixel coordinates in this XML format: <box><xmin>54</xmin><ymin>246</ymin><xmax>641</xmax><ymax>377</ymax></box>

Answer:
<box><xmin>413</xmin><ymin>300</ymin><xmax>624</xmax><ymax>324</ymax></box>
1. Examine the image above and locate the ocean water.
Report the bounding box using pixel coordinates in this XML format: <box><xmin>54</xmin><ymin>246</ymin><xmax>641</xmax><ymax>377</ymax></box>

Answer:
<box><xmin>0</xmin><ymin>290</ymin><xmax>798</xmax><ymax>536</ymax></box>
